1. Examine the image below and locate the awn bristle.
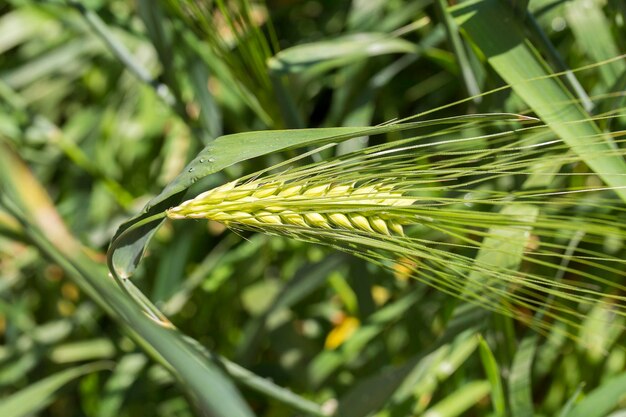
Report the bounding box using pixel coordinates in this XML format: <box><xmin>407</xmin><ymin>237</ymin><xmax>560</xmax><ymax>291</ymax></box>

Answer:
<box><xmin>167</xmin><ymin>179</ymin><xmax>417</xmax><ymax>235</ymax></box>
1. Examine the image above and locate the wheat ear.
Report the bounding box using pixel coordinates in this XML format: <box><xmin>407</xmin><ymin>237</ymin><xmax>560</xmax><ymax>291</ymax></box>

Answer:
<box><xmin>167</xmin><ymin>179</ymin><xmax>417</xmax><ymax>236</ymax></box>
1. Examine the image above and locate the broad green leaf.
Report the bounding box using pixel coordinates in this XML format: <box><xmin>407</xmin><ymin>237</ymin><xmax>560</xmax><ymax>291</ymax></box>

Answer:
<box><xmin>0</xmin><ymin>362</ymin><xmax>109</xmax><ymax>417</ymax></box>
<box><xmin>462</xmin><ymin>204</ymin><xmax>539</xmax><ymax>318</ymax></box>
<box><xmin>563</xmin><ymin>371</ymin><xmax>626</xmax><ymax>417</ymax></box>
<box><xmin>452</xmin><ymin>0</ymin><xmax>626</xmax><ymax>204</ymax></box>
<box><xmin>267</xmin><ymin>33</ymin><xmax>418</xmax><ymax>75</ymax></box>
<box><xmin>442</xmin><ymin>204</ymin><xmax>538</xmax><ymax>352</ymax></box>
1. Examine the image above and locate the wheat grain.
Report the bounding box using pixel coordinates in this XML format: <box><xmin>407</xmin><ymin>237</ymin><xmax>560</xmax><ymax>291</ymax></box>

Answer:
<box><xmin>167</xmin><ymin>179</ymin><xmax>417</xmax><ymax>235</ymax></box>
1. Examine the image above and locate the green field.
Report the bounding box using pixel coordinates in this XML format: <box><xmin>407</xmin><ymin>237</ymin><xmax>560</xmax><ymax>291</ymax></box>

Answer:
<box><xmin>1</xmin><ymin>1</ymin><xmax>626</xmax><ymax>416</ymax></box>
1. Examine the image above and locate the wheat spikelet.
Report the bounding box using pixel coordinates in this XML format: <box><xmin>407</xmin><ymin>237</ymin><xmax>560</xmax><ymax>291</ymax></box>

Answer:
<box><xmin>167</xmin><ymin>179</ymin><xmax>417</xmax><ymax>235</ymax></box>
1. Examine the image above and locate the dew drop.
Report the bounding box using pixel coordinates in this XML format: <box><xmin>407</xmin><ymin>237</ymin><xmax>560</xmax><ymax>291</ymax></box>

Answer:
<box><xmin>208</xmin><ymin>157</ymin><xmax>216</xmax><ymax>163</ymax></box>
<box><xmin>199</xmin><ymin>158</ymin><xmax>206</xmax><ymax>163</ymax></box>
<box><xmin>188</xmin><ymin>167</ymin><xmax>195</xmax><ymax>172</ymax></box>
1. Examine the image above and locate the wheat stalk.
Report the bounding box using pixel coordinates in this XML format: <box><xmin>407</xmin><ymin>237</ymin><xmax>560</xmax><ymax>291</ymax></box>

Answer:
<box><xmin>167</xmin><ymin>179</ymin><xmax>417</xmax><ymax>235</ymax></box>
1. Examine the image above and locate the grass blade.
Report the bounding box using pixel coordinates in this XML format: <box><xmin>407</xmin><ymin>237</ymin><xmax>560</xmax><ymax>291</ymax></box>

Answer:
<box><xmin>509</xmin><ymin>336</ymin><xmax>537</xmax><ymax>417</ymax></box>
<box><xmin>478</xmin><ymin>335</ymin><xmax>506</xmax><ymax>417</ymax></box>
<box><xmin>0</xmin><ymin>362</ymin><xmax>109</xmax><ymax>417</ymax></box>
<box><xmin>563</xmin><ymin>371</ymin><xmax>626</xmax><ymax>417</ymax></box>
<box><xmin>452</xmin><ymin>0</ymin><xmax>626</xmax><ymax>203</ymax></box>
<box><xmin>422</xmin><ymin>380</ymin><xmax>491</xmax><ymax>417</ymax></box>
<box><xmin>268</xmin><ymin>33</ymin><xmax>417</xmax><ymax>75</ymax></box>
<box><xmin>0</xmin><ymin>143</ymin><xmax>255</xmax><ymax>417</ymax></box>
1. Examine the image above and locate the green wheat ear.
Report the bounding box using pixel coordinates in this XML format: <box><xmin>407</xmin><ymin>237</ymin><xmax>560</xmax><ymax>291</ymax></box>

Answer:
<box><xmin>167</xmin><ymin>179</ymin><xmax>417</xmax><ymax>236</ymax></box>
<box><xmin>164</xmin><ymin>121</ymin><xmax>626</xmax><ymax>345</ymax></box>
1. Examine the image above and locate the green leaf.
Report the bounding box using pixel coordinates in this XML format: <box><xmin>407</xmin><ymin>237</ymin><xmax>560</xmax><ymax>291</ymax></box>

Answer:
<box><xmin>509</xmin><ymin>336</ymin><xmax>537</xmax><ymax>417</ymax></box>
<box><xmin>50</xmin><ymin>338</ymin><xmax>116</xmax><ymax>363</ymax></box>
<box><xmin>478</xmin><ymin>336</ymin><xmax>506</xmax><ymax>417</ymax></box>
<box><xmin>434</xmin><ymin>0</ymin><xmax>481</xmax><ymax>99</ymax></box>
<box><xmin>565</xmin><ymin>0</ymin><xmax>626</xmax><ymax>88</ymax></box>
<box><xmin>0</xmin><ymin>362</ymin><xmax>109</xmax><ymax>417</ymax></box>
<box><xmin>334</xmin><ymin>352</ymin><xmax>427</xmax><ymax>417</ymax></box>
<box><xmin>422</xmin><ymin>380</ymin><xmax>491</xmax><ymax>417</ymax></box>
<box><xmin>452</xmin><ymin>0</ymin><xmax>626</xmax><ymax>204</ymax></box>
<box><xmin>563</xmin><ymin>371</ymin><xmax>626</xmax><ymax>417</ymax></box>
<box><xmin>449</xmin><ymin>204</ymin><xmax>538</xmax><ymax>332</ymax></box>
<box><xmin>97</xmin><ymin>354</ymin><xmax>148</xmax><ymax>417</ymax></box>
<box><xmin>267</xmin><ymin>33</ymin><xmax>418</xmax><ymax>75</ymax></box>
<box><xmin>335</xmin><ymin>329</ymin><xmax>479</xmax><ymax>417</ymax></box>
<box><xmin>0</xmin><ymin>143</ymin><xmax>256</xmax><ymax>417</ymax></box>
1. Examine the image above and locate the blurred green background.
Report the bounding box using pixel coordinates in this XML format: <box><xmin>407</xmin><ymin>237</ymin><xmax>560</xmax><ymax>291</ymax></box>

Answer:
<box><xmin>1</xmin><ymin>0</ymin><xmax>625</xmax><ymax>416</ymax></box>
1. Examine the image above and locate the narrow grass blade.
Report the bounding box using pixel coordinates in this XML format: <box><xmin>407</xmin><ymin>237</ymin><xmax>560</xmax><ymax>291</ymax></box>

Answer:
<box><xmin>565</xmin><ymin>0</ymin><xmax>626</xmax><ymax>88</ymax></box>
<box><xmin>67</xmin><ymin>1</ymin><xmax>176</xmax><ymax>106</ymax></box>
<box><xmin>0</xmin><ymin>362</ymin><xmax>109</xmax><ymax>417</ymax></box>
<box><xmin>557</xmin><ymin>382</ymin><xmax>586</xmax><ymax>417</ymax></box>
<box><xmin>2</xmin><ymin>38</ymin><xmax>99</xmax><ymax>89</ymax></box>
<box><xmin>0</xmin><ymin>143</ymin><xmax>255</xmax><ymax>417</ymax></box>
<box><xmin>422</xmin><ymin>380</ymin><xmax>491</xmax><ymax>417</ymax></box>
<box><xmin>434</xmin><ymin>0</ymin><xmax>481</xmax><ymax>100</ymax></box>
<box><xmin>478</xmin><ymin>335</ymin><xmax>506</xmax><ymax>417</ymax></box>
<box><xmin>267</xmin><ymin>33</ymin><xmax>417</xmax><ymax>75</ymax></box>
<box><xmin>50</xmin><ymin>338</ymin><xmax>116</xmax><ymax>363</ymax></box>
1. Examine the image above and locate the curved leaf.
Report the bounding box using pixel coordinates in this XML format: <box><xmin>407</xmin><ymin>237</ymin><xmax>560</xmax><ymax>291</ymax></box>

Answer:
<box><xmin>0</xmin><ymin>143</ymin><xmax>256</xmax><ymax>417</ymax></box>
<box><xmin>267</xmin><ymin>33</ymin><xmax>418</xmax><ymax>75</ymax></box>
